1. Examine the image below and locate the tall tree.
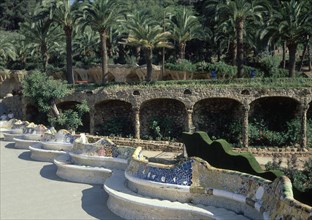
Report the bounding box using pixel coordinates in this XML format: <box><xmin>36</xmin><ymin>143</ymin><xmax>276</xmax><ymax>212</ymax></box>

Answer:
<box><xmin>122</xmin><ymin>11</ymin><xmax>172</xmax><ymax>81</ymax></box>
<box><xmin>206</xmin><ymin>0</ymin><xmax>269</xmax><ymax>78</ymax></box>
<box><xmin>0</xmin><ymin>31</ymin><xmax>16</xmax><ymax>64</ymax></box>
<box><xmin>0</xmin><ymin>0</ymin><xmax>38</xmax><ymax>30</ymax></box>
<box><xmin>78</xmin><ymin>0</ymin><xmax>124</xmax><ymax>85</ymax></box>
<box><xmin>171</xmin><ymin>7</ymin><xmax>205</xmax><ymax>60</ymax></box>
<box><xmin>261</xmin><ymin>0</ymin><xmax>312</xmax><ymax>77</ymax></box>
<box><xmin>37</xmin><ymin>0</ymin><xmax>80</xmax><ymax>84</ymax></box>
<box><xmin>20</xmin><ymin>18</ymin><xmax>63</xmax><ymax>72</ymax></box>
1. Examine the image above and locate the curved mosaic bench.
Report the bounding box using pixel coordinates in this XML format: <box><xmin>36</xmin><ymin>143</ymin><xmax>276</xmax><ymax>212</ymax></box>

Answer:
<box><xmin>2</xmin><ymin>120</ymin><xmax>30</xmax><ymax>141</ymax></box>
<box><xmin>54</xmin><ymin>134</ymin><xmax>135</xmax><ymax>184</ymax></box>
<box><xmin>54</xmin><ymin>154</ymin><xmax>112</xmax><ymax>184</ymax></box>
<box><xmin>40</xmin><ymin>129</ymin><xmax>75</xmax><ymax>151</ymax></box>
<box><xmin>105</xmin><ymin>168</ymin><xmax>248</xmax><ymax>220</ymax></box>
<box><xmin>13</xmin><ymin>125</ymin><xmax>48</xmax><ymax>149</ymax></box>
<box><xmin>122</xmin><ymin>147</ymin><xmax>312</xmax><ymax>220</ymax></box>
<box><xmin>29</xmin><ymin>130</ymin><xmax>76</xmax><ymax>162</ymax></box>
<box><xmin>29</xmin><ymin>143</ymin><xmax>67</xmax><ymax>162</ymax></box>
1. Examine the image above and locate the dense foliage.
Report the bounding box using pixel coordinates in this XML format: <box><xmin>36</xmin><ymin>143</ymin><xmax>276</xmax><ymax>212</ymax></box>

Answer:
<box><xmin>21</xmin><ymin>70</ymin><xmax>89</xmax><ymax>131</ymax></box>
<box><xmin>0</xmin><ymin>0</ymin><xmax>311</xmax><ymax>79</ymax></box>
<box><xmin>265</xmin><ymin>157</ymin><xmax>312</xmax><ymax>205</ymax></box>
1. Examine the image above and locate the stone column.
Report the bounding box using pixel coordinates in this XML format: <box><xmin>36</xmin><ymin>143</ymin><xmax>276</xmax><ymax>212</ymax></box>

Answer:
<box><xmin>186</xmin><ymin>107</ymin><xmax>195</xmax><ymax>132</ymax></box>
<box><xmin>133</xmin><ymin>107</ymin><xmax>140</xmax><ymax>139</ymax></box>
<box><xmin>89</xmin><ymin>106</ymin><xmax>95</xmax><ymax>135</ymax></box>
<box><xmin>300</xmin><ymin>101</ymin><xmax>309</xmax><ymax>148</ymax></box>
<box><xmin>21</xmin><ymin>97</ymin><xmax>28</xmax><ymax>121</ymax></box>
<box><xmin>242</xmin><ymin>103</ymin><xmax>250</xmax><ymax>148</ymax></box>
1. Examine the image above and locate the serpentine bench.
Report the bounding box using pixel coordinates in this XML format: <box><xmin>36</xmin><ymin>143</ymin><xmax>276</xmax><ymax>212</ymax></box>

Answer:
<box><xmin>2</xmin><ymin>120</ymin><xmax>29</xmax><ymax>140</ymax></box>
<box><xmin>29</xmin><ymin>129</ymin><xmax>76</xmax><ymax>162</ymax></box>
<box><xmin>105</xmin><ymin>147</ymin><xmax>312</xmax><ymax>220</ymax></box>
<box><xmin>54</xmin><ymin>134</ymin><xmax>135</xmax><ymax>184</ymax></box>
<box><xmin>13</xmin><ymin>124</ymin><xmax>48</xmax><ymax>149</ymax></box>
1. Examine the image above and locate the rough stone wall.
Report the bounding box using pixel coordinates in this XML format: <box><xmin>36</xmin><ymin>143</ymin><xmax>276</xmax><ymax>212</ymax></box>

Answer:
<box><xmin>2</xmin><ymin>95</ymin><xmax>23</xmax><ymax>119</ymax></box>
<box><xmin>140</xmin><ymin>99</ymin><xmax>187</xmax><ymax>139</ymax></box>
<box><xmin>249</xmin><ymin>96</ymin><xmax>300</xmax><ymax>131</ymax></box>
<box><xmin>193</xmin><ymin>98</ymin><xmax>242</xmax><ymax>142</ymax></box>
<box><xmin>94</xmin><ymin>100</ymin><xmax>134</xmax><ymax>136</ymax></box>
<box><xmin>4</xmin><ymin>86</ymin><xmax>312</xmax><ymax>144</ymax></box>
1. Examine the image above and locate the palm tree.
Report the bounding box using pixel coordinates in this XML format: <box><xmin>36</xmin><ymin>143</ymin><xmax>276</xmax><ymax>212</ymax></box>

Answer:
<box><xmin>122</xmin><ymin>11</ymin><xmax>172</xmax><ymax>81</ymax></box>
<box><xmin>20</xmin><ymin>18</ymin><xmax>63</xmax><ymax>72</ymax></box>
<box><xmin>78</xmin><ymin>0</ymin><xmax>124</xmax><ymax>85</ymax></box>
<box><xmin>261</xmin><ymin>0</ymin><xmax>312</xmax><ymax>77</ymax></box>
<box><xmin>72</xmin><ymin>26</ymin><xmax>100</xmax><ymax>67</ymax></box>
<box><xmin>0</xmin><ymin>37</ymin><xmax>16</xmax><ymax>63</ymax></box>
<box><xmin>170</xmin><ymin>7</ymin><xmax>204</xmax><ymax>60</ymax></box>
<box><xmin>49</xmin><ymin>0</ymin><xmax>77</xmax><ymax>84</ymax></box>
<box><xmin>207</xmin><ymin>0</ymin><xmax>269</xmax><ymax>78</ymax></box>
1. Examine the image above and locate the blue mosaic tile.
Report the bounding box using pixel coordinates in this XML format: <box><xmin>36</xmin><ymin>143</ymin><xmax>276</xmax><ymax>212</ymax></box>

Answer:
<box><xmin>64</xmin><ymin>133</ymin><xmax>76</xmax><ymax>143</ymax></box>
<box><xmin>133</xmin><ymin>159</ymin><xmax>193</xmax><ymax>186</ymax></box>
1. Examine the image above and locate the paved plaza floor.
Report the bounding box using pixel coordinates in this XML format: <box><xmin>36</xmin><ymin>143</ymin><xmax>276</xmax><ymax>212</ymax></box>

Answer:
<box><xmin>0</xmin><ymin>140</ymin><xmax>123</xmax><ymax>220</ymax></box>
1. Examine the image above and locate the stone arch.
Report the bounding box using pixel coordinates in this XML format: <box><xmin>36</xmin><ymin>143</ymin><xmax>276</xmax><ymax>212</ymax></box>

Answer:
<box><xmin>126</xmin><ymin>72</ymin><xmax>140</xmax><ymax>82</ymax></box>
<box><xmin>140</xmin><ymin>98</ymin><xmax>187</xmax><ymax>140</ymax></box>
<box><xmin>193</xmin><ymin>98</ymin><xmax>243</xmax><ymax>144</ymax></box>
<box><xmin>25</xmin><ymin>104</ymin><xmax>48</xmax><ymax>125</ymax></box>
<box><xmin>162</xmin><ymin>73</ymin><xmax>173</xmax><ymax>81</ymax></box>
<box><xmin>57</xmin><ymin>101</ymin><xmax>90</xmax><ymax>133</ymax></box>
<box><xmin>249</xmin><ymin>97</ymin><xmax>300</xmax><ymax>146</ymax></box>
<box><xmin>106</xmin><ymin>72</ymin><xmax>115</xmax><ymax>82</ymax></box>
<box><xmin>94</xmin><ymin>100</ymin><xmax>134</xmax><ymax>137</ymax></box>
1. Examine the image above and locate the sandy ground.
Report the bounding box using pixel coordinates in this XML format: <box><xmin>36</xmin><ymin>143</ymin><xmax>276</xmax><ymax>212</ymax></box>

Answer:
<box><xmin>0</xmin><ymin>140</ymin><xmax>123</xmax><ymax>220</ymax></box>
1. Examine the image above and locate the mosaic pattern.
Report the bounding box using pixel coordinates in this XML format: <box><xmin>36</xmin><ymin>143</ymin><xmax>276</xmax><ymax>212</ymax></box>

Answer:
<box><xmin>112</xmin><ymin>145</ymin><xmax>135</xmax><ymax>159</ymax></box>
<box><xmin>22</xmin><ymin>124</ymin><xmax>47</xmax><ymax>135</ymax></box>
<box><xmin>41</xmin><ymin>129</ymin><xmax>75</xmax><ymax>143</ymax></box>
<box><xmin>133</xmin><ymin>160</ymin><xmax>193</xmax><ymax>186</ymax></box>
<box><xmin>72</xmin><ymin>136</ymin><xmax>135</xmax><ymax>159</ymax></box>
<box><xmin>11</xmin><ymin>120</ymin><xmax>29</xmax><ymax>129</ymax></box>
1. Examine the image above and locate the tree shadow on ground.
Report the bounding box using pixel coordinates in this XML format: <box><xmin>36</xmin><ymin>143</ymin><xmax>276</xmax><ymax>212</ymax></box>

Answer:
<box><xmin>81</xmin><ymin>185</ymin><xmax>123</xmax><ymax>220</ymax></box>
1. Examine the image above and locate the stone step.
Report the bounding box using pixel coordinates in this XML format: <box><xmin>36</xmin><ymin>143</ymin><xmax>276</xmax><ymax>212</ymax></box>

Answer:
<box><xmin>104</xmin><ymin>170</ymin><xmax>249</xmax><ymax>220</ymax></box>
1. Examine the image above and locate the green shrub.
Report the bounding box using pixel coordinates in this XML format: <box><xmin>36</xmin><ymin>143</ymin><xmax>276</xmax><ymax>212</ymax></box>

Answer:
<box><xmin>22</xmin><ymin>71</ymin><xmax>89</xmax><ymax>131</ymax></box>
<box><xmin>147</xmin><ymin>116</ymin><xmax>182</xmax><ymax>141</ymax></box>
<box><xmin>165</xmin><ymin>59</ymin><xmax>196</xmax><ymax>72</ymax></box>
<box><xmin>183</xmin><ymin>131</ymin><xmax>283</xmax><ymax>181</ymax></box>
<box><xmin>96</xmin><ymin>116</ymin><xmax>133</xmax><ymax>137</ymax></box>
<box><xmin>249</xmin><ymin>117</ymin><xmax>301</xmax><ymax>147</ymax></box>
<box><xmin>49</xmin><ymin>101</ymin><xmax>89</xmax><ymax>131</ymax></box>
<box><xmin>265</xmin><ymin>156</ymin><xmax>312</xmax><ymax>205</ymax></box>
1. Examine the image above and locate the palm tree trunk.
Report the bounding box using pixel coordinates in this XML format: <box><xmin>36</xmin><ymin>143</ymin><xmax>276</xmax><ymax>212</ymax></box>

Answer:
<box><xmin>287</xmin><ymin>43</ymin><xmax>297</xmax><ymax>77</ymax></box>
<box><xmin>100</xmin><ymin>30</ymin><xmax>108</xmax><ymax>85</ymax></box>
<box><xmin>144</xmin><ymin>48</ymin><xmax>153</xmax><ymax>81</ymax></box>
<box><xmin>136</xmin><ymin>46</ymin><xmax>141</xmax><ymax>63</ymax></box>
<box><xmin>298</xmin><ymin>35</ymin><xmax>309</xmax><ymax>72</ymax></box>
<box><xmin>41</xmin><ymin>43</ymin><xmax>48</xmax><ymax>72</ymax></box>
<box><xmin>236</xmin><ymin>18</ymin><xmax>244</xmax><ymax>78</ymax></box>
<box><xmin>179</xmin><ymin>43</ymin><xmax>186</xmax><ymax>60</ymax></box>
<box><xmin>308</xmin><ymin>42</ymin><xmax>311</xmax><ymax>71</ymax></box>
<box><xmin>65</xmin><ymin>26</ymin><xmax>74</xmax><ymax>84</ymax></box>
<box><xmin>217</xmin><ymin>40</ymin><xmax>221</xmax><ymax>62</ymax></box>
<box><xmin>282</xmin><ymin>41</ymin><xmax>286</xmax><ymax>69</ymax></box>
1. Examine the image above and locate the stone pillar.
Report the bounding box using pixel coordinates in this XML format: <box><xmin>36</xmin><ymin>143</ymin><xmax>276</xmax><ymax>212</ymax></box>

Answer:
<box><xmin>89</xmin><ymin>106</ymin><xmax>95</xmax><ymax>135</ymax></box>
<box><xmin>242</xmin><ymin>103</ymin><xmax>250</xmax><ymax>148</ymax></box>
<box><xmin>133</xmin><ymin>107</ymin><xmax>140</xmax><ymax>139</ymax></box>
<box><xmin>186</xmin><ymin>107</ymin><xmax>195</xmax><ymax>132</ymax></box>
<box><xmin>21</xmin><ymin>97</ymin><xmax>28</xmax><ymax>121</ymax></box>
<box><xmin>300</xmin><ymin>101</ymin><xmax>309</xmax><ymax>148</ymax></box>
